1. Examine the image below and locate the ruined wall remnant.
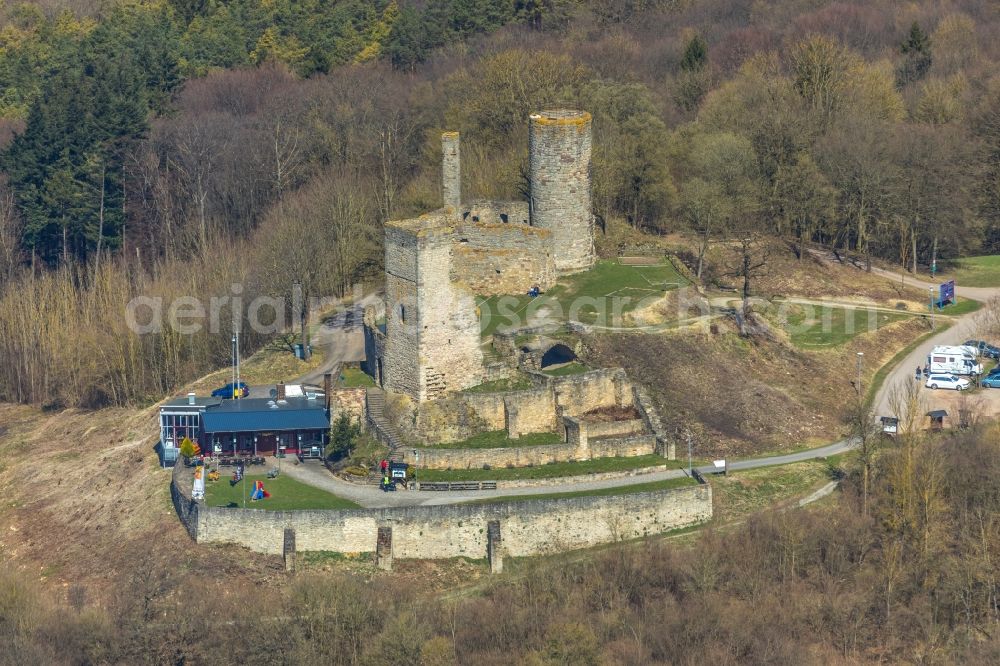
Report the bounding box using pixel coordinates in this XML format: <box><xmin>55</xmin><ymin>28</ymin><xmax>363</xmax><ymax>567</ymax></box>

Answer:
<box><xmin>451</xmin><ymin>218</ymin><xmax>555</xmax><ymax>296</ymax></box>
<box><xmin>529</xmin><ymin>110</ymin><xmax>595</xmax><ymax>274</ymax></box>
<box><xmin>442</xmin><ymin>132</ymin><xmax>461</xmax><ymax>211</ymax></box>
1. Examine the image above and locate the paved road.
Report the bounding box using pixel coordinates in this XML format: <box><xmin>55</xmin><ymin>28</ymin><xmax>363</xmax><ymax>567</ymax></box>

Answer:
<box><xmin>246</xmin><ymin>295</ymin><xmax>377</xmax><ymax>398</ymax></box>
<box><xmin>865</xmin><ymin>265</ymin><xmax>999</xmax><ymax>417</ymax></box>
<box><xmin>284</xmin><ymin>264</ymin><xmax>999</xmax><ymax>508</ymax></box>
<box><xmin>294</xmin><ymin>296</ymin><xmax>375</xmax><ymax>387</ymax></box>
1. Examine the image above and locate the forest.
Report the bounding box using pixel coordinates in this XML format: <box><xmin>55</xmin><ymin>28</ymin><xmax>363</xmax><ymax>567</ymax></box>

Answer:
<box><xmin>0</xmin><ymin>0</ymin><xmax>999</xmax><ymax>408</ymax></box>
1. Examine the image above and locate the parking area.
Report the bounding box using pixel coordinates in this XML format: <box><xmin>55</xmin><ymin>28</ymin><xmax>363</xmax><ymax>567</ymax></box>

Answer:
<box><xmin>920</xmin><ymin>339</ymin><xmax>1000</xmax><ymax>422</ymax></box>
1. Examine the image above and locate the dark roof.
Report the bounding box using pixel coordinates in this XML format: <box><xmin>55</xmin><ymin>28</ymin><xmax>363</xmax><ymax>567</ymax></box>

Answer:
<box><xmin>161</xmin><ymin>396</ymin><xmax>222</xmax><ymax>409</ymax></box>
<box><xmin>927</xmin><ymin>409</ymin><xmax>948</xmax><ymax>419</ymax></box>
<box><xmin>202</xmin><ymin>397</ymin><xmax>329</xmax><ymax>433</ymax></box>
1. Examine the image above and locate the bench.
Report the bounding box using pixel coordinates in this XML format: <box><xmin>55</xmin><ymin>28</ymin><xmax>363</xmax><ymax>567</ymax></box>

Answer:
<box><xmin>417</xmin><ymin>482</ymin><xmax>451</xmax><ymax>491</ymax></box>
<box><xmin>447</xmin><ymin>482</ymin><xmax>482</xmax><ymax>491</ymax></box>
<box><xmin>415</xmin><ymin>480</ymin><xmax>498</xmax><ymax>491</ymax></box>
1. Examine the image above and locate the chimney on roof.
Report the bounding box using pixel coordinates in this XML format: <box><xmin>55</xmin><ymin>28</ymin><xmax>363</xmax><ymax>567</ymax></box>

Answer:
<box><xmin>187</xmin><ymin>392</ymin><xmax>196</xmax><ymax>406</ymax></box>
<box><xmin>277</xmin><ymin>382</ymin><xmax>285</xmax><ymax>400</ymax></box>
<box><xmin>324</xmin><ymin>373</ymin><xmax>332</xmax><ymax>411</ymax></box>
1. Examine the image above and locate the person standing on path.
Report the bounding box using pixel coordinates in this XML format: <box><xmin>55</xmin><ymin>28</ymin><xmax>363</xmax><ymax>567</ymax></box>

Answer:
<box><xmin>916</xmin><ymin>365</ymin><xmax>922</xmax><ymax>381</ymax></box>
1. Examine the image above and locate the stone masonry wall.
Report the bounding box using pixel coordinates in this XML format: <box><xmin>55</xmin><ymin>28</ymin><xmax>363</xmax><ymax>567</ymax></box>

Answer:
<box><xmin>459</xmin><ymin>200</ymin><xmax>530</xmax><ymax>227</ymax></box>
<box><xmin>504</xmin><ymin>388</ymin><xmax>559</xmax><ymax>437</ymax></box>
<box><xmin>382</xmin><ymin>225</ymin><xmax>421</xmax><ymax>397</ymax></box>
<box><xmin>416</xmin><ymin>225</ymin><xmax>484</xmax><ymax>400</ymax></box>
<box><xmin>402</xmin><ymin>431</ymin><xmax>656</xmax><ymax>469</ymax></box>
<box><xmin>171</xmin><ymin>463</ymin><xmax>200</xmax><ymax>539</ymax></box>
<box><xmin>331</xmin><ymin>388</ymin><xmax>366</xmax><ymax>426</ymax></box>
<box><xmin>451</xmin><ymin>221</ymin><xmax>555</xmax><ymax>296</ymax></box>
<box><xmin>588</xmin><ymin>434</ymin><xmax>656</xmax><ymax>459</ymax></box>
<box><xmin>584</xmin><ymin>419</ymin><xmax>646</xmax><ymax>439</ymax></box>
<box><xmin>361</xmin><ymin>307</ymin><xmax>386</xmax><ymax>384</ymax></box>
<box><xmin>382</xmin><ymin>217</ymin><xmax>484</xmax><ymax>401</ymax></box>
<box><xmin>552</xmin><ymin>368</ymin><xmax>632</xmax><ymax>414</ymax></box>
<box><xmin>442</xmin><ymin>132</ymin><xmax>460</xmax><ymax>210</ymax></box>
<box><xmin>528</xmin><ymin>110</ymin><xmax>595</xmax><ymax>274</ymax></box>
<box><xmin>402</xmin><ymin>441</ymin><xmax>580</xmax><ymax>469</ymax></box>
<box><xmin>396</xmin><ymin>370</ymin><xmax>636</xmax><ymax>444</ymax></box>
<box><xmin>189</xmin><ymin>484</ymin><xmax>712</xmax><ymax>558</ymax></box>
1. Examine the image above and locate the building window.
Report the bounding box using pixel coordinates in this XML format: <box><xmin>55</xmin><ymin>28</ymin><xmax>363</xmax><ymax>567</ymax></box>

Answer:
<box><xmin>400</xmin><ymin>304</ymin><xmax>407</xmax><ymax>323</ymax></box>
<box><xmin>500</xmin><ymin>213</ymin><xmax>509</xmax><ymax>223</ymax></box>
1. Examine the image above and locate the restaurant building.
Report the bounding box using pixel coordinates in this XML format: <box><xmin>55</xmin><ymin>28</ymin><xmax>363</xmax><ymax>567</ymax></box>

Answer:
<box><xmin>158</xmin><ymin>389</ymin><xmax>330</xmax><ymax>466</ymax></box>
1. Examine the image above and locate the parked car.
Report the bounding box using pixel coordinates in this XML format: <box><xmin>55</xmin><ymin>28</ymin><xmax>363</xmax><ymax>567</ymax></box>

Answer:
<box><xmin>211</xmin><ymin>381</ymin><xmax>249</xmax><ymax>398</ymax></box>
<box><xmin>986</xmin><ymin>366</ymin><xmax>1000</xmax><ymax>377</ymax></box>
<box><xmin>982</xmin><ymin>375</ymin><xmax>1000</xmax><ymax>388</ymax></box>
<box><xmin>963</xmin><ymin>340</ymin><xmax>1000</xmax><ymax>360</ymax></box>
<box><xmin>925</xmin><ymin>374</ymin><xmax>970</xmax><ymax>391</ymax></box>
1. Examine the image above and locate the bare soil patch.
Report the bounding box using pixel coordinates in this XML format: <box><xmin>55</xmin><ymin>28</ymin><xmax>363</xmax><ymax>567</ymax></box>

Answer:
<box><xmin>584</xmin><ymin>315</ymin><xmax>930</xmax><ymax>458</ymax></box>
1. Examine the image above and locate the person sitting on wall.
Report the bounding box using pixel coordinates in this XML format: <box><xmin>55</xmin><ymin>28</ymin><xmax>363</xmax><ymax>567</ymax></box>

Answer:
<box><xmin>527</xmin><ymin>285</ymin><xmax>541</xmax><ymax>298</ymax></box>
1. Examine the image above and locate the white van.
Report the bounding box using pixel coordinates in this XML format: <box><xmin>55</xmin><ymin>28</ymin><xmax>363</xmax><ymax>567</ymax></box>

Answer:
<box><xmin>927</xmin><ymin>346</ymin><xmax>983</xmax><ymax>376</ymax></box>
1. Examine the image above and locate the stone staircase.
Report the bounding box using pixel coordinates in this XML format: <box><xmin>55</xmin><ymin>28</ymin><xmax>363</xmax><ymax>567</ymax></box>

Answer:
<box><xmin>365</xmin><ymin>388</ymin><xmax>405</xmax><ymax>464</ymax></box>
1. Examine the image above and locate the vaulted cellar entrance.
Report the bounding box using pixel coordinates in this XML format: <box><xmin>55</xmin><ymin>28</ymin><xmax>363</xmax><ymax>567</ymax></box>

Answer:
<box><xmin>540</xmin><ymin>344</ymin><xmax>576</xmax><ymax>369</ymax></box>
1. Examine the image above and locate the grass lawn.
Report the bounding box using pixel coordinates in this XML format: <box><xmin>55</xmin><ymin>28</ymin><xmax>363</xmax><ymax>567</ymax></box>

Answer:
<box><xmin>542</xmin><ymin>361</ymin><xmax>590</xmax><ymax>376</ymax></box>
<box><xmin>204</xmin><ymin>473</ymin><xmax>360</xmax><ymax>511</ymax></box>
<box><xmin>947</xmin><ymin>256</ymin><xmax>1000</xmax><ymax>288</ymax></box>
<box><xmin>466</xmin><ymin>476</ymin><xmax>698</xmax><ymax>504</ymax></box>
<box><xmin>712</xmin><ymin>460</ymin><xmax>840</xmax><ymax>521</ymax></box>
<box><xmin>937</xmin><ymin>296</ymin><xmax>981</xmax><ymax>317</ymax></box>
<box><xmin>415</xmin><ymin>454</ymin><xmax>680</xmax><ymax>482</ymax></box>
<box><xmin>478</xmin><ymin>259</ymin><xmax>687</xmax><ymax>335</ymax></box>
<box><xmin>339</xmin><ymin>367</ymin><xmax>375</xmax><ymax>387</ymax></box>
<box><xmin>782</xmin><ymin>305</ymin><xmax>911</xmax><ymax>347</ymax></box>
<box><xmin>425</xmin><ymin>430</ymin><xmax>564</xmax><ymax>449</ymax></box>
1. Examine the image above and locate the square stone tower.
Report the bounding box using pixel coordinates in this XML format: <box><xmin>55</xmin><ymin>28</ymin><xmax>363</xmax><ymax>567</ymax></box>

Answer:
<box><xmin>381</xmin><ymin>214</ymin><xmax>484</xmax><ymax>401</ymax></box>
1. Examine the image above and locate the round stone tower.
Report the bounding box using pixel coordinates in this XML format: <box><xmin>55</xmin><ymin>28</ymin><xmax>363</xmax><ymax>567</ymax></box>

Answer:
<box><xmin>528</xmin><ymin>109</ymin><xmax>595</xmax><ymax>273</ymax></box>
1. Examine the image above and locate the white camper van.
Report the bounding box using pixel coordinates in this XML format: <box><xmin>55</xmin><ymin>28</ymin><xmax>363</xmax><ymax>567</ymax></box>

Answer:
<box><xmin>927</xmin><ymin>346</ymin><xmax>984</xmax><ymax>376</ymax></box>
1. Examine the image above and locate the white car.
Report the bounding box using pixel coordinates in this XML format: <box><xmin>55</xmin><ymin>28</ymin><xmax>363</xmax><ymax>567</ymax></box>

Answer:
<box><xmin>925</xmin><ymin>374</ymin><xmax>970</xmax><ymax>391</ymax></box>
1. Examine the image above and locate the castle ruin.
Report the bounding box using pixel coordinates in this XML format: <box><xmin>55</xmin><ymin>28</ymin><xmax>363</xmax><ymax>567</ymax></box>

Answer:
<box><xmin>364</xmin><ymin>110</ymin><xmax>596</xmax><ymax>402</ymax></box>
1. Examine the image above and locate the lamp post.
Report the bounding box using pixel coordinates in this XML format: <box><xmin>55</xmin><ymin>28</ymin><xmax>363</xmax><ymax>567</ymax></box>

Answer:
<box><xmin>929</xmin><ymin>286</ymin><xmax>935</xmax><ymax>330</ymax></box>
<box><xmin>856</xmin><ymin>352</ymin><xmax>864</xmax><ymax>398</ymax></box>
<box><xmin>685</xmin><ymin>428</ymin><xmax>693</xmax><ymax>476</ymax></box>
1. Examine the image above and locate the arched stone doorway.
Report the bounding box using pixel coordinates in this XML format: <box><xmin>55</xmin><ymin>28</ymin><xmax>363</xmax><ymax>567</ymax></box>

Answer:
<box><xmin>540</xmin><ymin>344</ymin><xmax>576</xmax><ymax>369</ymax></box>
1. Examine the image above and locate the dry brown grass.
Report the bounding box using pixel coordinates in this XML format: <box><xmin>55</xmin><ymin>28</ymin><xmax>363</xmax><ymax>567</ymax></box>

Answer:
<box><xmin>585</xmin><ymin>315</ymin><xmax>929</xmax><ymax>458</ymax></box>
<box><xmin>698</xmin><ymin>238</ymin><xmax>929</xmax><ymax>307</ymax></box>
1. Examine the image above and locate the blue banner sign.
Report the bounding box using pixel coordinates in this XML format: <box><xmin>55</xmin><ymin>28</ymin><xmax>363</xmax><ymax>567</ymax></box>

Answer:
<box><xmin>940</xmin><ymin>280</ymin><xmax>955</xmax><ymax>305</ymax></box>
